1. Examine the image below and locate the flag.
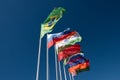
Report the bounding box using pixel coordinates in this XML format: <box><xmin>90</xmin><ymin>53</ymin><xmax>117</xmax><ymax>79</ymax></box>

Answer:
<box><xmin>40</xmin><ymin>7</ymin><xmax>65</xmax><ymax>38</ymax></box>
<box><xmin>64</xmin><ymin>53</ymin><xmax>85</xmax><ymax>65</ymax></box>
<box><xmin>68</xmin><ymin>59</ymin><xmax>90</xmax><ymax>76</ymax></box>
<box><xmin>47</xmin><ymin>28</ymin><xmax>72</xmax><ymax>48</ymax></box>
<box><xmin>58</xmin><ymin>44</ymin><xmax>81</xmax><ymax>61</ymax></box>
<box><xmin>48</xmin><ymin>31</ymin><xmax>77</xmax><ymax>48</ymax></box>
<box><xmin>55</xmin><ymin>32</ymin><xmax>82</xmax><ymax>53</ymax></box>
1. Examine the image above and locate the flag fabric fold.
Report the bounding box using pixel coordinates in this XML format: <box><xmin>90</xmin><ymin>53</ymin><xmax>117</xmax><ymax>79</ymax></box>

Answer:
<box><xmin>47</xmin><ymin>28</ymin><xmax>71</xmax><ymax>48</ymax></box>
<box><xmin>40</xmin><ymin>7</ymin><xmax>65</xmax><ymax>38</ymax></box>
<box><xmin>68</xmin><ymin>59</ymin><xmax>90</xmax><ymax>76</ymax></box>
<box><xmin>55</xmin><ymin>32</ymin><xmax>82</xmax><ymax>53</ymax></box>
<box><xmin>58</xmin><ymin>44</ymin><xmax>81</xmax><ymax>61</ymax></box>
<box><xmin>64</xmin><ymin>53</ymin><xmax>85</xmax><ymax>65</ymax></box>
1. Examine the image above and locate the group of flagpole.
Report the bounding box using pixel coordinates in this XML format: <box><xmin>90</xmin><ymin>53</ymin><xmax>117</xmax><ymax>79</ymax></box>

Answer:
<box><xmin>35</xmin><ymin>7</ymin><xmax>78</xmax><ymax>80</ymax></box>
<box><xmin>35</xmin><ymin>7</ymin><xmax>90</xmax><ymax>80</ymax></box>
<box><xmin>35</xmin><ymin>34</ymin><xmax>75</xmax><ymax>80</ymax></box>
<box><xmin>35</xmin><ymin>34</ymin><xmax>64</xmax><ymax>80</ymax></box>
<box><xmin>35</xmin><ymin>34</ymin><xmax>67</xmax><ymax>80</ymax></box>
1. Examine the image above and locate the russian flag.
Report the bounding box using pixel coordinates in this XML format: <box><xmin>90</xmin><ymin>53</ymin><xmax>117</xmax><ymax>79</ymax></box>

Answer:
<box><xmin>47</xmin><ymin>28</ymin><xmax>73</xmax><ymax>48</ymax></box>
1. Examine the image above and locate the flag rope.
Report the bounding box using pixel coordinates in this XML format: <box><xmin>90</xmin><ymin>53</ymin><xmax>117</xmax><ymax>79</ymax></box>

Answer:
<box><xmin>55</xmin><ymin>46</ymin><xmax>58</xmax><ymax>80</ymax></box>
<box><xmin>46</xmin><ymin>34</ymin><xmax>49</xmax><ymax>80</ymax></box>
<box><xmin>63</xmin><ymin>64</ymin><xmax>67</xmax><ymax>80</ymax></box>
<box><xmin>35</xmin><ymin>35</ymin><xmax>42</xmax><ymax>80</ymax></box>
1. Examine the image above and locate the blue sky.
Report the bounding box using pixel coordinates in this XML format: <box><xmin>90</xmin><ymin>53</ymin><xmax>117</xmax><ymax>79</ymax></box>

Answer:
<box><xmin>0</xmin><ymin>0</ymin><xmax>120</xmax><ymax>80</ymax></box>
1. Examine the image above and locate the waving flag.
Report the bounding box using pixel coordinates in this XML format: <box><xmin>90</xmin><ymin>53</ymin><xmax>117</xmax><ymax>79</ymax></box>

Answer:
<box><xmin>40</xmin><ymin>7</ymin><xmax>65</xmax><ymax>38</ymax></box>
<box><xmin>58</xmin><ymin>44</ymin><xmax>81</xmax><ymax>61</ymax></box>
<box><xmin>68</xmin><ymin>59</ymin><xmax>90</xmax><ymax>76</ymax></box>
<box><xmin>64</xmin><ymin>53</ymin><xmax>85</xmax><ymax>65</ymax></box>
<box><xmin>47</xmin><ymin>28</ymin><xmax>72</xmax><ymax>48</ymax></box>
<box><xmin>55</xmin><ymin>32</ymin><xmax>82</xmax><ymax>53</ymax></box>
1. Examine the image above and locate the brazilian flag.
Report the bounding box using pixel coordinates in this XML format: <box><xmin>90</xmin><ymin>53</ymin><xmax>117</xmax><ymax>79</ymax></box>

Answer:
<box><xmin>40</xmin><ymin>7</ymin><xmax>65</xmax><ymax>38</ymax></box>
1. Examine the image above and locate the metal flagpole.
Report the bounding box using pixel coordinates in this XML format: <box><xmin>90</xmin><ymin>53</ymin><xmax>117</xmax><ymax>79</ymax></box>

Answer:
<box><xmin>46</xmin><ymin>34</ymin><xmax>49</xmax><ymax>80</ymax></box>
<box><xmin>71</xmin><ymin>75</ymin><xmax>74</xmax><ymax>80</ymax></box>
<box><xmin>54</xmin><ymin>46</ymin><xmax>58</xmax><ymax>80</ymax></box>
<box><xmin>69</xmin><ymin>72</ymin><xmax>72</xmax><ymax>80</ymax></box>
<box><xmin>36</xmin><ymin>35</ymin><xmax>42</xmax><ymax>80</ymax></box>
<box><xmin>63</xmin><ymin>64</ymin><xmax>67</xmax><ymax>80</ymax></box>
<box><xmin>54</xmin><ymin>46</ymin><xmax>62</xmax><ymax>80</ymax></box>
<box><xmin>58</xmin><ymin>61</ymin><xmax>62</xmax><ymax>80</ymax></box>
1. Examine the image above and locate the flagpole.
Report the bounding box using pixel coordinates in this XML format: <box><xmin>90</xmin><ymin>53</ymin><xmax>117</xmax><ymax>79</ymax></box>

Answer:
<box><xmin>69</xmin><ymin>72</ymin><xmax>72</xmax><ymax>80</ymax></box>
<box><xmin>72</xmin><ymin>75</ymin><xmax>74</xmax><ymax>80</ymax></box>
<box><xmin>36</xmin><ymin>35</ymin><xmax>42</xmax><ymax>80</ymax></box>
<box><xmin>58</xmin><ymin>61</ymin><xmax>62</xmax><ymax>80</ymax></box>
<box><xmin>54</xmin><ymin>46</ymin><xmax>58</xmax><ymax>80</ymax></box>
<box><xmin>54</xmin><ymin>46</ymin><xmax>62</xmax><ymax>80</ymax></box>
<box><xmin>63</xmin><ymin>64</ymin><xmax>67</xmax><ymax>80</ymax></box>
<box><xmin>46</xmin><ymin>34</ymin><xmax>49</xmax><ymax>80</ymax></box>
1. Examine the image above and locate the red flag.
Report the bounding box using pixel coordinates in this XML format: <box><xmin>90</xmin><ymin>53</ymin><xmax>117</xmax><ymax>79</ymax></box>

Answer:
<box><xmin>58</xmin><ymin>44</ymin><xmax>81</xmax><ymax>61</ymax></box>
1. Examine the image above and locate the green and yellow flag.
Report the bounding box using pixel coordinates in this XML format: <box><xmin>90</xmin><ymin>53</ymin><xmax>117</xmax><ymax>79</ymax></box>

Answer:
<box><xmin>40</xmin><ymin>7</ymin><xmax>65</xmax><ymax>38</ymax></box>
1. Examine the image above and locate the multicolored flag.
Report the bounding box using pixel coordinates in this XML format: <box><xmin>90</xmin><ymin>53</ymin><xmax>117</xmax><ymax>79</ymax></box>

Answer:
<box><xmin>68</xmin><ymin>59</ymin><xmax>90</xmax><ymax>76</ymax></box>
<box><xmin>55</xmin><ymin>32</ymin><xmax>82</xmax><ymax>53</ymax></box>
<box><xmin>40</xmin><ymin>7</ymin><xmax>65</xmax><ymax>38</ymax></box>
<box><xmin>64</xmin><ymin>53</ymin><xmax>85</xmax><ymax>65</ymax></box>
<box><xmin>47</xmin><ymin>28</ymin><xmax>72</xmax><ymax>48</ymax></box>
<box><xmin>58</xmin><ymin>44</ymin><xmax>81</xmax><ymax>61</ymax></box>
